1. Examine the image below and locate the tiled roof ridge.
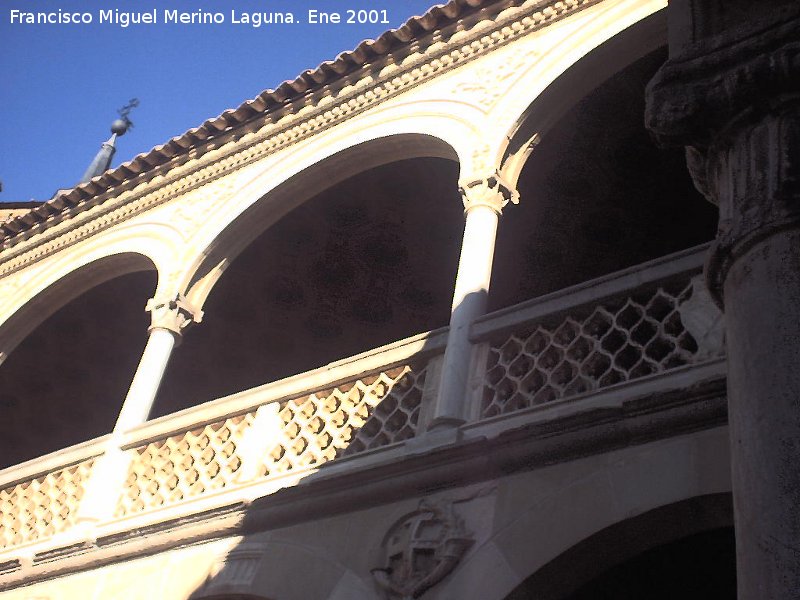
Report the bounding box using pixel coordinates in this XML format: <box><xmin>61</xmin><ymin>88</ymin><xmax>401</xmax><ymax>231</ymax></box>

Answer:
<box><xmin>0</xmin><ymin>0</ymin><xmax>505</xmax><ymax>245</ymax></box>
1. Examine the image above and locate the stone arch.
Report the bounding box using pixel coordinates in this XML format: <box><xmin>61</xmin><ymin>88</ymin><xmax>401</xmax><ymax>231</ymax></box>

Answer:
<box><xmin>0</xmin><ymin>250</ymin><xmax>159</xmax><ymax>466</ymax></box>
<box><xmin>154</xmin><ymin>132</ymin><xmax>465</xmax><ymax>414</ymax></box>
<box><xmin>0</xmin><ymin>250</ymin><xmax>158</xmax><ymax>363</ymax></box>
<box><xmin>503</xmin><ymin>493</ymin><xmax>734</xmax><ymax>599</ymax></box>
<box><xmin>182</xmin><ymin>132</ymin><xmax>462</xmax><ymax>312</ymax></box>
<box><xmin>428</xmin><ymin>428</ymin><xmax>732</xmax><ymax>600</ymax></box>
<box><xmin>483</xmin><ymin>9</ymin><xmax>718</xmax><ymax>310</ymax></box>
<box><xmin>493</xmin><ymin>5</ymin><xmax>668</xmax><ymax>185</ymax></box>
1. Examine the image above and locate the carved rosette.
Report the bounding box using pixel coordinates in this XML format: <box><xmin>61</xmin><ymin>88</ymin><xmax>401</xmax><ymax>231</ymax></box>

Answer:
<box><xmin>645</xmin><ymin>6</ymin><xmax>800</xmax><ymax>305</ymax></box>
<box><xmin>371</xmin><ymin>499</ymin><xmax>473</xmax><ymax>600</ymax></box>
<box><xmin>146</xmin><ymin>294</ymin><xmax>203</xmax><ymax>338</ymax></box>
<box><xmin>459</xmin><ymin>173</ymin><xmax>519</xmax><ymax>216</ymax></box>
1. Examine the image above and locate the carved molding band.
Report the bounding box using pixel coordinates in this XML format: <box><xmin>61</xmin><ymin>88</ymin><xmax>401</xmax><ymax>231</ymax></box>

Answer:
<box><xmin>0</xmin><ymin>0</ymin><xmax>599</xmax><ymax>277</ymax></box>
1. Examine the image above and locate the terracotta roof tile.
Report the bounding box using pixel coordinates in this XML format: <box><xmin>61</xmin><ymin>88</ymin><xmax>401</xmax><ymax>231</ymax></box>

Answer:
<box><xmin>0</xmin><ymin>0</ymin><xmax>504</xmax><ymax>248</ymax></box>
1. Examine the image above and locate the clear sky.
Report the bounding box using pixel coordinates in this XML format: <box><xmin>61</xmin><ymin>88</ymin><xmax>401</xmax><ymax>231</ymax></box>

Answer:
<box><xmin>0</xmin><ymin>0</ymin><xmax>438</xmax><ymax>202</ymax></box>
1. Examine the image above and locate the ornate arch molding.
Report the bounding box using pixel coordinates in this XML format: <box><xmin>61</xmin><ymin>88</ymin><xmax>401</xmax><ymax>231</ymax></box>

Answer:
<box><xmin>0</xmin><ymin>0</ymin><xmax>603</xmax><ymax>277</ymax></box>
<box><xmin>0</xmin><ymin>251</ymin><xmax>157</xmax><ymax>364</ymax></box>
<box><xmin>497</xmin><ymin>8</ymin><xmax>667</xmax><ymax>187</ymax></box>
<box><xmin>181</xmin><ymin>133</ymin><xmax>460</xmax><ymax>311</ymax></box>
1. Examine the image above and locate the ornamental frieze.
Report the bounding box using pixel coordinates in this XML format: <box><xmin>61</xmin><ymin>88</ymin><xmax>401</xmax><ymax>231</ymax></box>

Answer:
<box><xmin>0</xmin><ymin>0</ymin><xmax>598</xmax><ymax>277</ymax></box>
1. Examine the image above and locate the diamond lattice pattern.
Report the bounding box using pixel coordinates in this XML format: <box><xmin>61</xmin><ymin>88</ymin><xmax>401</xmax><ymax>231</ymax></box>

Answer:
<box><xmin>482</xmin><ymin>278</ymin><xmax>698</xmax><ymax>417</ymax></box>
<box><xmin>117</xmin><ymin>363</ymin><xmax>426</xmax><ymax>517</ymax></box>
<box><xmin>0</xmin><ymin>460</ymin><xmax>93</xmax><ymax>549</ymax></box>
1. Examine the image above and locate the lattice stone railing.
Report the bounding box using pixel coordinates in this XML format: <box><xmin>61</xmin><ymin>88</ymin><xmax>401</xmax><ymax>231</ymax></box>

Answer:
<box><xmin>116</xmin><ymin>363</ymin><xmax>428</xmax><ymax>517</ymax></box>
<box><xmin>0</xmin><ymin>459</ymin><xmax>93</xmax><ymax>549</ymax></box>
<box><xmin>476</xmin><ymin>247</ymin><xmax>723</xmax><ymax>418</ymax></box>
<box><xmin>0</xmin><ymin>249</ymin><xmax>722</xmax><ymax>555</ymax></box>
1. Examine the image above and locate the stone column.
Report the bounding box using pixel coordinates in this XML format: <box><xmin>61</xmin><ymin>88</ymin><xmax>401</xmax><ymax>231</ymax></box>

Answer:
<box><xmin>646</xmin><ymin>3</ymin><xmax>800</xmax><ymax>597</ymax></box>
<box><xmin>114</xmin><ymin>294</ymin><xmax>201</xmax><ymax>431</ymax></box>
<box><xmin>76</xmin><ymin>294</ymin><xmax>201</xmax><ymax>526</ymax></box>
<box><xmin>430</xmin><ymin>174</ymin><xmax>518</xmax><ymax>431</ymax></box>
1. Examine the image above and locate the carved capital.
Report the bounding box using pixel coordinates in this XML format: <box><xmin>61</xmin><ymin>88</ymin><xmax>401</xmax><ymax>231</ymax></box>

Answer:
<box><xmin>646</xmin><ymin>7</ymin><xmax>800</xmax><ymax>148</ymax></box>
<box><xmin>646</xmin><ymin>6</ymin><xmax>800</xmax><ymax>305</ymax></box>
<box><xmin>146</xmin><ymin>294</ymin><xmax>203</xmax><ymax>336</ymax></box>
<box><xmin>700</xmin><ymin>105</ymin><xmax>800</xmax><ymax>304</ymax></box>
<box><xmin>459</xmin><ymin>172</ymin><xmax>519</xmax><ymax>216</ymax></box>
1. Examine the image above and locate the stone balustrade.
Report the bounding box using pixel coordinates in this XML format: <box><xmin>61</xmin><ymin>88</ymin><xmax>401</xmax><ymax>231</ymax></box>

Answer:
<box><xmin>0</xmin><ymin>244</ymin><xmax>724</xmax><ymax>564</ymax></box>
<box><xmin>472</xmin><ymin>243</ymin><xmax>724</xmax><ymax>420</ymax></box>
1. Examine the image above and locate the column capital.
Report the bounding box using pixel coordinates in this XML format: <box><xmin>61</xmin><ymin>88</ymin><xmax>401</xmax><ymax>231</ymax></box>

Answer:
<box><xmin>458</xmin><ymin>172</ymin><xmax>519</xmax><ymax>216</ymax></box>
<box><xmin>145</xmin><ymin>293</ymin><xmax>203</xmax><ymax>336</ymax></box>
<box><xmin>646</xmin><ymin>6</ymin><xmax>800</xmax><ymax>305</ymax></box>
<box><xmin>702</xmin><ymin>104</ymin><xmax>800</xmax><ymax>304</ymax></box>
<box><xmin>646</xmin><ymin>6</ymin><xmax>800</xmax><ymax>149</ymax></box>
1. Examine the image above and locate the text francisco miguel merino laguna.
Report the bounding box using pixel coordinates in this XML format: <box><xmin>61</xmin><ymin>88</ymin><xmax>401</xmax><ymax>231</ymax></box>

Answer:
<box><xmin>9</xmin><ymin>8</ymin><xmax>391</xmax><ymax>27</ymax></box>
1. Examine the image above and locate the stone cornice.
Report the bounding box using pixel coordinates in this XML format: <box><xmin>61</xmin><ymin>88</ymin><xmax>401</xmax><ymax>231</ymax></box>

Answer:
<box><xmin>0</xmin><ymin>0</ymin><xmax>600</xmax><ymax>279</ymax></box>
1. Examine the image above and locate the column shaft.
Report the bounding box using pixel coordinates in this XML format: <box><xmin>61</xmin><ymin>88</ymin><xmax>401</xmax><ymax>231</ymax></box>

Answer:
<box><xmin>725</xmin><ymin>229</ymin><xmax>800</xmax><ymax>596</ymax></box>
<box><xmin>434</xmin><ymin>204</ymin><xmax>499</xmax><ymax>427</ymax></box>
<box><xmin>76</xmin><ymin>294</ymin><xmax>199</xmax><ymax>527</ymax></box>
<box><xmin>430</xmin><ymin>174</ymin><xmax>517</xmax><ymax>430</ymax></box>
<box><xmin>114</xmin><ymin>327</ymin><xmax>176</xmax><ymax>431</ymax></box>
<box><xmin>646</xmin><ymin>5</ymin><xmax>800</xmax><ymax>595</ymax></box>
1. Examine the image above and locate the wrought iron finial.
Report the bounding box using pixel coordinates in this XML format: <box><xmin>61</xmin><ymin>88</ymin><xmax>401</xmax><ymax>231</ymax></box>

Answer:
<box><xmin>111</xmin><ymin>98</ymin><xmax>139</xmax><ymax>136</ymax></box>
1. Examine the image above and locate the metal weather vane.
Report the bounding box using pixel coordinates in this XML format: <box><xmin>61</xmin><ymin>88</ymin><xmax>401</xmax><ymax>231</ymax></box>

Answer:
<box><xmin>110</xmin><ymin>98</ymin><xmax>140</xmax><ymax>136</ymax></box>
<box><xmin>117</xmin><ymin>98</ymin><xmax>140</xmax><ymax>128</ymax></box>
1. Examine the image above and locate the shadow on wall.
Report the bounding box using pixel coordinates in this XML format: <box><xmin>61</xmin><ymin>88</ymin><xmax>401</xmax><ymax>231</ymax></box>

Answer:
<box><xmin>182</xmin><ymin>313</ymin><xmax>451</xmax><ymax>600</ymax></box>
<box><xmin>186</xmin><ymin>440</ymin><xmax>736</xmax><ymax>600</ymax></box>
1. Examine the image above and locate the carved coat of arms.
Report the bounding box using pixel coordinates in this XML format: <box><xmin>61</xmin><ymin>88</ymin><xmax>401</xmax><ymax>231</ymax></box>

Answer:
<box><xmin>371</xmin><ymin>499</ymin><xmax>473</xmax><ymax>599</ymax></box>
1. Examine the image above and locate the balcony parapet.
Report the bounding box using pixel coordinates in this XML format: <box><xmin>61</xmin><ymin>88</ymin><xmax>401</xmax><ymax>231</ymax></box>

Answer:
<box><xmin>0</xmin><ymin>245</ymin><xmax>727</xmax><ymax>587</ymax></box>
<box><xmin>469</xmin><ymin>243</ymin><xmax>724</xmax><ymax>421</ymax></box>
<box><xmin>0</xmin><ymin>328</ymin><xmax>448</xmax><ymax>560</ymax></box>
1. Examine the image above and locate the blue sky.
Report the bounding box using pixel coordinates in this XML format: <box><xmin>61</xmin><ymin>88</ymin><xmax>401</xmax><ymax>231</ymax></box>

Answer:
<box><xmin>0</xmin><ymin>0</ymin><xmax>438</xmax><ymax>202</ymax></box>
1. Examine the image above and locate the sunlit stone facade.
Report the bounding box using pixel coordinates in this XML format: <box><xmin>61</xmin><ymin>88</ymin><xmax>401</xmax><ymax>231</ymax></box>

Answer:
<box><xmin>1</xmin><ymin>0</ymin><xmax>797</xmax><ymax>597</ymax></box>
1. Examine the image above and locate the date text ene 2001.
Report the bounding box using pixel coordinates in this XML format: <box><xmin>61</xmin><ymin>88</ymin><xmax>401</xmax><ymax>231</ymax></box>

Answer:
<box><xmin>308</xmin><ymin>10</ymin><xmax>390</xmax><ymax>25</ymax></box>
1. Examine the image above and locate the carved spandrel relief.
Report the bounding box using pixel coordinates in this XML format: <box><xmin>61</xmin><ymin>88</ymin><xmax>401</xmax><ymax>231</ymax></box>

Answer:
<box><xmin>451</xmin><ymin>46</ymin><xmax>540</xmax><ymax>112</ymax></box>
<box><xmin>167</xmin><ymin>177</ymin><xmax>238</xmax><ymax>242</ymax></box>
<box><xmin>372</xmin><ymin>498</ymin><xmax>473</xmax><ymax>600</ymax></box>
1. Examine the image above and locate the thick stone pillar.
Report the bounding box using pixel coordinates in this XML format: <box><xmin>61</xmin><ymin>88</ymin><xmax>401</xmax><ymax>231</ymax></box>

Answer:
<box><xmin>646</xmin><ymin>3</ymin><xmax>800</xmax><ymax>597</ymax></box>
<box><xmin>430</xmin><ymin>174</ymin><xmax>518</xmax><ymax>430</ymax></box>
